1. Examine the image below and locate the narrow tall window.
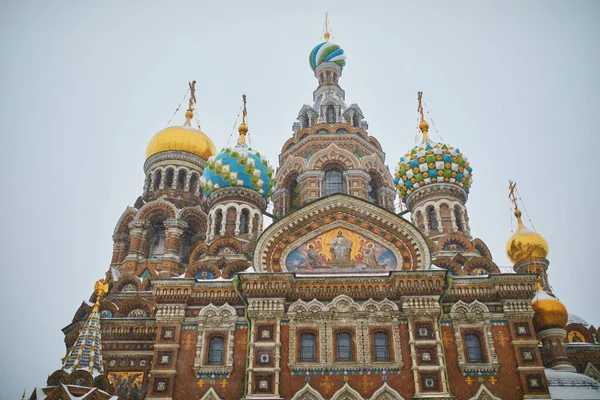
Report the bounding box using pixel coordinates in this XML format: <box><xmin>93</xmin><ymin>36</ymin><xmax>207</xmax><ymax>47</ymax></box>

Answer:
<box><xmin>240</xmin><ymin>210</ymin><xmax>249</xmax><ymax>234</ymax></box>
<box><xmin>455</xmin><ymin>206</ymin><xmax>464</xmax><ymax>232</ymax></box>
<box><xmin>336</xmin><ymin>332</ymin><xmax>353</xmax><ymax>361</ymax></box>
<box><xmin>465</xmin><ymin>334</ymin><xmax>484</xmax><ymax>363</ymax></box>
<box><xmin>165</xmin><ymin>168</ymin><xmax>174</xmax><ymax>188</ymax></box>
<box><xmin>325</xmin><ymin>170</ymin><xmax>343</xmax><ymax>195</ymax></box>
<box><xmin>300</xmin><ymin>333</ymin><xmax>316</xmax><ymax>362</ymax></box>
<box><xmin>373</xmin><ymin>332</ymin><xmax>390</xmax><ymax>361</ymax></box>
<box><xmin>154</xmin><ymin>170</ymin><xmax>162</xmax><ymax>190</ymax></box>
<box><xmin>149</xmin><ymin>223</ymin><xmax>166</xmax><ymax>257</ymax></box>
<box><xmin>368</xmin><ymin>173</ymin><xmax>380</xmax><ymax>205</ymax></box>
<box><xmin>214</xmin><ymin>211</ymin><xmax>223</xmax><ymax>236</ymax></box>
<box><xmin>289</xmin><ymin>175</ymin><xmax>300</xmax><ymax>211</ymax></box>
<box><xmin>302</xmin><ymin>115</ymin><xmax>309</xmax><ymax>129</ymax></box>
<box><xmin>326</xmin><ymin>105</ymin><xmax>336</xmax><ymax>124</ymax></box>
<box><xmin>207</xmin><ymin>336</ymin><xmax>225</xmax><ymax>365</ymax></box>
<box><xmin>428</xmin><ymin>207</ymin><xmax>438</xmax><ymax>231</ymax></box>
<box><xmin>189</xmin><ymin>173</ymin><xmax>199</xmax><ymax>194</ymax></box>
<box><xmin>177</xmin><ymin>169</ymin><xmax>186</xmax><ymax>189</ymax></box>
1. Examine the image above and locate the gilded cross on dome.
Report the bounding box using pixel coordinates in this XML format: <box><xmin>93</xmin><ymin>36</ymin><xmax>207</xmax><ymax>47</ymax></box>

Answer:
<box><xmin>323</xmin><ymin>12</ymin><xmax>330</xmax><ymax>41</ymax></box>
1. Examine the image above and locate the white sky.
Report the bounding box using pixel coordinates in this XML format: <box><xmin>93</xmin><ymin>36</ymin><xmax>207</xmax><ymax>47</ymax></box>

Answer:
<box><xmin>1</xmin><ymin>1</ymin><xmax>599</xmax><ymax>398</ymax></box>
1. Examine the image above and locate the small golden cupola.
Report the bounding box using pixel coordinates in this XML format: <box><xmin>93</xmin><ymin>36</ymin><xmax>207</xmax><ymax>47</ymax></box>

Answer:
<box><xmin>146</xmin><ymin>80</ymin><xmax>217</xmax><ymax>160</ymax></box>
<box><xmin>506</xmin><ymin>181</ymin><xmax>549</xmax><ymax>264</ymax></box>
<box><xmin>531</xmin><ymin>278</ymin><xmax>568</xmax><ymax>331</ymax></box>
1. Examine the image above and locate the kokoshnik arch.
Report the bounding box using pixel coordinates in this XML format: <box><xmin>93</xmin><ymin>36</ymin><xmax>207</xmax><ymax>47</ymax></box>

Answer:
<box><xmin>28</xmin><ymin>17</ymin><xmax>600</xmax><ymax>400</ymax></box>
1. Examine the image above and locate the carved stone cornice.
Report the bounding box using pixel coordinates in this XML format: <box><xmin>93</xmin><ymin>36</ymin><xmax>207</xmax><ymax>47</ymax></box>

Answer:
<box><xmin>205</xmin><ymin>186</ymin><xmax>267</xmax><ymax>211</ymax></box>
<box><xmin>406</xmin><ymin>183</ymin><xmax>468</xmax><ymax>211</ymax></box>
<box><xmin>144</xmin><ymin>150</ymin><xmax>207</xmax><ymax>174</ymax></box>
<box><xmin>155</xmin><ymin>303</ymin><xmax>186</xmax><ymax>322</ymax></box>
<box><xmin>502</xmin><ymin>299</ymin><xmax>535</xmax><ymax>319</ymax></box>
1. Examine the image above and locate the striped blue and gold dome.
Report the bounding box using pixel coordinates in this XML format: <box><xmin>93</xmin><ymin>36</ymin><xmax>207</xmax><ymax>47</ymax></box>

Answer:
<box><xmin>309</xmin><ymin>41</ymin><xmax>346</xmax><ymax>70</ymax></box>
<box><xmin>200</xmin><ymin>144</ymin><xmax>274</xmax><ymax>199</ymax></box>
<box><xmin>394</xmin><ymin>142</ymin><xmax>473</xmax><ymax>203</ymax></box>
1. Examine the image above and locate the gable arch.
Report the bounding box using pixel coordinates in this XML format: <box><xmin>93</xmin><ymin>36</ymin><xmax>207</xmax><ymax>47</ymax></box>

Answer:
<box><xmin>136</xmin><ymin>197</ymin><xmax>177</xmax><ymax>221</ymax></box>
<box><xmin>463</xmin><ymin>257</ymin><xmax>500</xmax><ymax>276</ymax></box>
<box><xmin>361</xmin><ymin>154</ymin><xmax>394</xmax><ymax>187</ymax></box>
<box><xmin>331</xmin><ymin>383</ymin><xmax>362</xmax><ymax>400</ymax></box>
<box><xmin>307</xmin><ymin>143</ymin><xmax>360</xmax><ymax>170</ymax></box>
<box><xmin>369</xmin><ymin>383</ymin><xmax>405</xmax><ymax>400</ymax></box>
<box><xmin>253</xmin><ymin>194</ymin><xmax>431</xmax><ymax>272</ymax></box>
<box><xmin>290</xmin><ymin>383</ymin><xmax>325</xmax><ymax>400</ymax></box>
<box><xmin>113</xmin><ymin>207</ymin><xmax>136</xmax><ymax>235</ymax></box>
<box><xmin>275</xmin><ymin>157</ymin><xmax>307</xmax><ymax>189</ymax></box>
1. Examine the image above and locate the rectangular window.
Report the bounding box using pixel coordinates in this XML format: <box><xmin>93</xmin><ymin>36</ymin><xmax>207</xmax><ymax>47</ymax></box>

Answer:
<box><xmin>465</xmin><ymin>333</ymin><xmax>484</xmax><ymax>363</ymax></box>
<box><xmin>336</xmin><ymin>332</ymin><xmax>353</xmax><ymax>361</ymax></box>
<box><xmin>373</xmin><ymin>332</ymin><xmax>390</xmax><ymax>361</ymax></box>
<box><xmin>300</xmin><ymin>333</ymin><xmax>316</xmax><ymax>362</ymax></box>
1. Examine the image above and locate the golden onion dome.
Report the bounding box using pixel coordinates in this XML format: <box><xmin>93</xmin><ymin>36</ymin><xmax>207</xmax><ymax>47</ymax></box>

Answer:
<box><xmin>146</xmin><ymin>110</ymin><xmax>217</xmax><ymax>160</ymax></box>
<box><xmin>506</xmin><ymin>210</ymin><xmax>549</xmax><ymax>264</ymax></box>
<box><xmin>531</xmin><ymin>280</ymin><xmax>568</xmax><ymax>330</ymax></box>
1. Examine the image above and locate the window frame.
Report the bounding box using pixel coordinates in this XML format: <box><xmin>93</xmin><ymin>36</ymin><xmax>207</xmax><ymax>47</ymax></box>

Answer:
<box><xmin>464</xmin><ymin>332</ymin><xmax>485</xmax><ymax>363</ymax></box>
<box><xmin>334</xmin><ymin>331</ymin><xmax>354</xmax><ymax>362</ymax></box>
<box><xmin>372</xmin><ymin>331</ymin><xmax>391</xmax><ymax>362</ymax></box>
<box><xmin>206</xmin><ymin>335</ymin><xmax>226</xmax><ymax>365</ymax></box>
<box><xmin>299</xmin><ymin>332</ymin><xmax>317</xmax><ymax>362</ymax></box>
<box><xmin>324</xmin><ymin>169</ymin><xmax>344</xmax><ymax>196</ymax></box>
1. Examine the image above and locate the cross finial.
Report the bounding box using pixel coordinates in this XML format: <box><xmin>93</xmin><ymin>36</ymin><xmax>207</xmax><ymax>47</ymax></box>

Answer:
<box><xmin>238</xmin><ymin>94</ymin><xmax>249</xmax><ymax>145</ymax></box>
<box><xmin>188</xmin><ymin>80</ymin><xmax>197</xmax><ymax>112</ymax></box>
<box><xmin>92</xmin><ymin>278</ymin><xmax>109</xmax><ymax>312</ymax></box>
<box><xmin>417</xmin><ymin>91</ymin><xmax>425</xmax><ymax>121</ymax></box>
<box><xmin>323</xmin><ymin>12</ymin><xmax>330</xmax><ymax>41</ymax></box>
<box><xmin>508</xmin><ymin>180</ymin><xmax>519</xmax><ymax>212</ymax></box>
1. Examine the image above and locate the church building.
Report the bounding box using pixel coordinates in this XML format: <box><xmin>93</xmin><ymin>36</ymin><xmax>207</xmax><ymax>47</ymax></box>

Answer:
<box><xmin>29</xmin><ymin>21</ymin><xmax>600</xmax><ymax>400</ymax></box>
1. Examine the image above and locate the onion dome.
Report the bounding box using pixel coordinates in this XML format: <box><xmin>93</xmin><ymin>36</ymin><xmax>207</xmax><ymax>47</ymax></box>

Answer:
<box><xmin>146</xmin><ymin>109</ymin><xmax>217</xmax><ymax>160</ymax></box>
<box><xmin>200</xmin><ymin>96</ymin><xmax>274</xmax><ymax>199</ymax></box>
<box><xmin>309</xmin><ymin>41</ymin><xmax>346</xmax><ymax>70</ymax></box>
<box><xmin>394</xmin><ymin>141</ymin><xmax>473</xmax><ymax>203</ymax></box>
<box><xmin>506</xmin><ymin>210</ymin><xmax>549</xmax><ymax>264</ymax></box>
<box><xmin>531</xmin><ymin>279</ymin><xmax>568</xmax><ymax>330</ymax></box>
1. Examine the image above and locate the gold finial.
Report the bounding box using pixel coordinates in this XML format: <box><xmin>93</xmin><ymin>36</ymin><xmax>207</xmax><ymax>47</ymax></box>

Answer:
<box><xmin>417</xmin><ymin>91</ymin><xmax>429</xmax><ymax>140</ymax></box>
<box><xmin>185</xmin><ymin>80</ymin><xmax>197</xmax><ymax>122</ymax></box>
<box><xmin>323</xmin><ymin>12</ymin><xmax>331</xmax><ymax>41</ymax></box>
<box><xmin>92</xmin><ymin>278</ymin><xmax>109</xmax><ymax>313</ymax></box>
<box><xmin>508</xmin><ymin>180</ymin><xmax>523</xmax><ymax>223</ymax></box>
<box><xmin>238</xmin><ymin>94</ymin><xmax>248</xmax><ymax>144</ymax></box>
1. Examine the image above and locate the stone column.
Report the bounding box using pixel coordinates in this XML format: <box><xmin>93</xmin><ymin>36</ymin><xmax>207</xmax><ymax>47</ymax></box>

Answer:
<box><xmin>126</xmin><ymin>220</ymin><xmax>148</xmax><ymax>259</ymax></box>
<box><xmin>163</xmin><ymin>219</ymin><xmax>188</xmax><ymax>262</ymax></box>
<box><xmin>111</xmin><ymin>232</ymin><xmax>130</xmax><ymax>265</ymax></box>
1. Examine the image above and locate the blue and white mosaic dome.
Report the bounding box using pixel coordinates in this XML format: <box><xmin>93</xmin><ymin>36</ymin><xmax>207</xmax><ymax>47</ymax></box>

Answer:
<box><xmin>200</xmin><ymin>144</ymin><xmax>274</xmax><ymax>199</ymax></box>
<box><xmin>309</xmin><ymin>41</ymin><xmax>346</xmax><ymax>70</ymax></box>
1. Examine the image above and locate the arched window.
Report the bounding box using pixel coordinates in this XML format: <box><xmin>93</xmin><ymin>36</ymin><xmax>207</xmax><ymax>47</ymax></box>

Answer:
<box><xmin>455</xmin><ymin>206</ymin><xmax>464</xmax><ymax>232</ymax></box>
<box><xmin>373</xmin><ymin>332</ymin><xmax>390</xmax><ymax>361</ymax></box>
<box><xmin>325</xmin><ymin>170</ymin><xmax>343</xmax><ymax>195</ymax></box>
<box><xmin>428</xmin><ymin>207</ymin><xmax>438</xmax><ymax>231</ymax></box>
<box><xmin>465</xmin><ymin>334</ymin><xmax>484</xmax><ymax>363</ymax></box>
<box><xmin>333</xmin><ymin>72</ymin><xmax>337</xmax><ymax>83</ymax></box>
<box><xmin>165</xmin><ymin>168</ymin><xmax>174</xmax><ymax>188</ymax></box>
<box><xmin>189</xmin><ymin>173</ymin><xmax>199</xmax><ymax>194</ymax></box>
<box><xmin>326</xmin><ymin>105</ymin><xmax>336</xmax><ymax>124</ymax></box>
<box><xmin>180</xmin><ymin>229</ymin><xmax>192</xmax><ymax>264</ymax></box>
<box><xmin>353</xmin><ymin>114</ymin><xmax>360</xmax><ymax>128</ymax></box>
<box><xmin>368</xmin><ymin>173</ymin><xmax>380</xmax><ymax>205</ymax></box>
<box><xmin>320</xmin><ymin>73</ymin><xmax>324</xmax><ymax>84</ymax></box>
<box><xmin>240</xmin><ymin>209</ymin><xmax>249</xmax><ymax>234</ymax></box>
<box><xmin>154</xmin><ymin>170</ymin><xmax>162</xmax><ymax>190</ymax></box>
<box><xmin>207</xmin><ymin>336</ymin><xmax>225</xmax><ymax>365</ymax></box>
<box><xmin>336</xmin><ymin>332</ymin><xmax>353</xmax><ymax>361</ymax></box>
<box><xmin>302</xmin><ymin>115</ymin><xmax>309</xmax><ymax>129</ymax></box>
<box><xmin>145</xmin><ymin>175</ymin><xmax>152</xmax><ymax>193</ymax></box>
<box><xmin>326</xmin><ymin>71</ymin><xmax>331</xmax><ymax>82</ymax></box>
<box><xmin>300</xmin><ymin>333</ymin><xmax>316</xmax><ymax>362</ymax></box>
<box><xmin>177</xmin><ymin>169</ymin><xmax>186</xmax><ymax>189</ymax></box>
<box><xmin>148</xmin><ymin>222</ymin><xmax>166</xmax><ymax>257</ymax></box>
<box><xmin>214</xmin><ymin>211</ymin><xmax>223</xmax><ymax>236</ymax></box>
<box><xmin>289</xmin><ymin>175</ymin><xmax>301</xmax><ymax>211</ymax></box>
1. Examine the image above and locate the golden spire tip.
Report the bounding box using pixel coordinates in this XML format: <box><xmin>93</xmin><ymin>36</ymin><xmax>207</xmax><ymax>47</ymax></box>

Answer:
<box><xmin>417</xmin><ymin>91</ymin><xmax>429</xmax><ymax>139</ymax></box>
<box><xmin>238</xmin><ymin>94</ymin><xmax>248</xmax><ymax>144</ymax></box>
<box><xmin>323</xmin><ymin>12</ymin><xmax>331</xmax><ymax>41</ymax></box>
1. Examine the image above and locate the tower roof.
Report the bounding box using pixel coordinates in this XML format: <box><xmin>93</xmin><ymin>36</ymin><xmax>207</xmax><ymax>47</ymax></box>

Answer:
<box><xmin>62</xmin><ymin>279</ymin><xmax>108</xmax><ymax>376</ymax></box>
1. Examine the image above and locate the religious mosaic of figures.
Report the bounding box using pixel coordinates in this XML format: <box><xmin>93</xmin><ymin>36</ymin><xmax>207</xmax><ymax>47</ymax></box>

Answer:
<box><xmin>108</xmin><ymin>372</ymin><xmax>144</xmax><ymax>400</ymax></box>
<box><xmin>286</xmin><ymin>228</ymin><xmax>397</xmax><ymax>273</ymax></box>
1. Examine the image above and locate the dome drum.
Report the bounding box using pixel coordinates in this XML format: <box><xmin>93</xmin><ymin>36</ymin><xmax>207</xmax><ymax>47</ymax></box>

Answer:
<box><xmin>204</xmin><ymin>186</ymin><xmax>268</xmax><ymax>212</ymax></box>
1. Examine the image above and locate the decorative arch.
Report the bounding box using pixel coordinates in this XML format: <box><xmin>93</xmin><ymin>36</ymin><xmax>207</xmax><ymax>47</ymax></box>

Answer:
<box><xmin>198</xmin><ymin>303</ymin><xmax>236</xmax><ymax>319</ymax></box>
<box><xmin>136</xmin><ymin>197</ymin><xmax>177</xmax><ymax>221</ymax></box>
<box><xmin>330</xmin><ymin>383</ymin><xmax>362</xmax><ymax>400</ymax></box>
<box><xmin>361</xmin><ymin>154</ymin><xmax>395</xmax><ymax>187</ymax></box>
<box><xmin>307</xmin><ymin>143</ymin><xmax>360</xmax><ymax>170</ymax></box>
<box><xmin>290</xmin><ymin>383</ymin><xmax>325</xmax><ymax>400</ymax></box>
<box><xmin>189</xmin><ymin>242</ymin><xmax>209</xmax><ymax>264</ymax></box>
<box><xmin>468</xmin><ymin>384</ymin><xmax>501</xmax><ymax>400</ymax></box>
<box><xmin>253</xmin><ymin>195</ymin><xmax>430</xmax><ymax>272</ymax></box>
<box><xmin>463</xmin><ymin>257</ymin><xmax>500</xmax><ymax>276</ymax></box>
<box><xmin>207</xmin><ymin>237</ymin><xmax>243</xmax><ymax>256</ymax></box>
<box><xmin>275</xmin><ymin>156</ymin><xmax>307</xmax><ymax>189</ymax></box>
<box><xmin>369</xmin><ymin>383</ymin><xmax>405</xmax><ymax>400</ymax></box>
<box><xmin>187</xmin><ymin>261</ymin><xmax>221</xmax><ymax>280</ymax></box>
<box><xmin>222</xmin><ymin>260</ymin><xmax>250</xmax><ymax>279</ymax></box>
<box><xmin>432</xmin><ymin>258</ymin><xmax>464</xmax><ymax>276</ymax></box>
<box><xmin>437</xmin><ymin>233</ymin><xmax>473</xmax><ymax>252</ymax></box>
<box><xmin>451</xmin><ymin>300</ymin><xmax>490</xmax><ymax>317</ymax></box>
<box><xmin>471</xmin><ymin>238</ymin><xmax>493</xmax><ymax>260</ymax></box>
<box><xmin>113</xmin><ymin>207</ymin><xmax>136</xmax><ymax>235</ymax></box>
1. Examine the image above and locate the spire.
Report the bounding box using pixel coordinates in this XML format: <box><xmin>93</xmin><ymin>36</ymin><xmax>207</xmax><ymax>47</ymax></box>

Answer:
<box><xmin>238</xmin><ymin>94</ymin><xmax>248</xmax><ymax>145</ymax></box>
<box><xmin>323</xmin><ymin>12</ymin><xmax>331</xmax><ymax>41</ymax></box>
<box><xmin>508</xmin><ymin>180</ymin><xmax>524</xmax><ymax>228</ymax></box>
<box><xmin>62</xmin><ymin>279</ymin><xmax>108</xmax><ymax>375</ymax></box>
<box><xmin>417</xmin><ymin>91</ymin><xmax>430</xmax><ymax>141</ymax></box>
<box><xmin>185</xmin><ymin>80</ymin><xmax>197</xmax><ymax>127</ymax></box>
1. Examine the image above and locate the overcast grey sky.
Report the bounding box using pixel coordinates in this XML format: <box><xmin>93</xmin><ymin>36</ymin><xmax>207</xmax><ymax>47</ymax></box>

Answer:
<box><xmin>1</xmin><ymin>1</ymin><xmax>599</xmax><ymax>398</ymax></box>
